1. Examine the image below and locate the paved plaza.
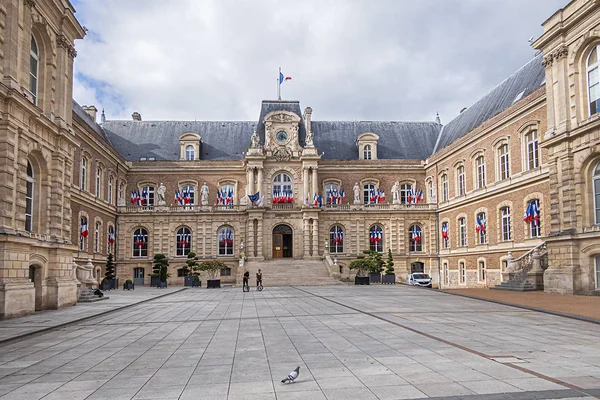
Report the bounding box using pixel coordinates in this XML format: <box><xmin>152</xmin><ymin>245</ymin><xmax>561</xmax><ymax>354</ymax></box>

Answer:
<box><xmin>0</xmin><ymin>285</ymin><xmax>599</xmax><ymax>400</ymax></box>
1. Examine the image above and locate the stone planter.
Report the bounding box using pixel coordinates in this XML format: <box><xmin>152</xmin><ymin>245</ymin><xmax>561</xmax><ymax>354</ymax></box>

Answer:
<box><xmin>99</xmin><ymin>281</ymin><xmax>111</xmax><ymax>291</ymax></box>
<box><xmin>184</xmin><ymin>276</ymin><xmax>194</xmax><ymax>287</ymax></box>
<box><xmin>191</xmin><ymin>279</ymin><xmax>201</xmax><ymax>287</ymax></box>
<box><xmin>382</xmin><ymin>274</ymin><xmax>396</xmax><ymax>284</ymax></box>
<box><xmin>369</xmin><ymin>273</ymin><xmax>381</xmax><ymax>284</ymax></box>
<box><xmin>355</xmin><ymin>276</ymin><xmax>370</xmax><ymax>285</ymax></box>
<box><xmin>110</xmin><ymin>278</ymin><xmax>118</xmax><ymax>290</ymax></box>
<box><xmin>123</xmin><ymin>282</ymin><xmax>134</xmax><ymax>290</ymax></box>
<box><xmin>207</xmin><ymin>279</ymin><xmax>221</xmax><ymax>289</ymax></box>
<box><xmin>158</xmin><ymin>281</ymin><xmax>167</xmax><ymax>289</ymax></box>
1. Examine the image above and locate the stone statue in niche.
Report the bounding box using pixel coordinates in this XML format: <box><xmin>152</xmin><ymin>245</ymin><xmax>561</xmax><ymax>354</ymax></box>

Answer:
<box><xmin>200</xmin><ymin>182</ymin><xmax>209</xmax><ymax>205</ymax></box>
<box><xmin>392</xmin><ymin>181</ymin><xmax>400</xmax><ymax>204</ymax></box>
<box><xmin>157</xmin><ymin>183</ymin><xmax>166</xmax><ymax>205</ymax></box>
<box><xmin>353</xmin><ymin>182</ymin><xmax>361</xmax><ymax>204</ymax></box>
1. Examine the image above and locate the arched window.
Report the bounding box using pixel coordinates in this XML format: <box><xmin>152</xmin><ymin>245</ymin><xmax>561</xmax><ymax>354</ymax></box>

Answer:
<box><xmin>30</xmin><ymin>35</ymin><xmax>39</xmax><ymax>106</ymax></box>
<box><xmin>457</xmin><ymin>166</ymin><xmax>466</xmax><ymax>196</ymax></box>
<box><xmin>176</xmin><ymin>227</ymin><xmax>191</xmax><ymax>256</ymax></box>
<box><xmin>525</xmin><ymin>130</ymin><xmax>539</xmax><ymax>170</ymax></box>
<box><xmin>273</xmin><ymin>173</ymin><xmax>292</xmax><ymax>201</ymax></box>
<box><xmin>95</xmin><ymin>167</ymin><xmax>102</xmax><ymax>197</ymax></box>
<box><xmin>108</xmin><ymin>226</ymin><xmax>115</xmax><ymax>253</ymax></box>
<box><xmin>369</xmin><ymin>225</ymin><xmax>383</xmax><ymax>252</ymax></box>
<box><xmin>108</xmin><ymin>176</ymin><xmax>114</xmax><ymax>204</ymax></box>
<box><xmin>185</xmin><ymin>145</ymin><xmax>195</xmax><ymax>160</ymax></box>
<box><xmin>400</xmin><ymin>184</ymin><xmax>412</xmax><ymax>204</ymax></box>
<box><xmin>409</xmin><ymin>225</ymin><xmax>422</xmax><ymax>252</ymax></box>
<box><xmin>459</xmin><ymin>217</ymin><xmax>467</xmax><ymax>247</ymax></box>
<box><xmin>80</xmin><ymin>217</ymin><xmax>88</xmax><ymax>251</ymax></box>
<box><xmin>594</xmin><ymin>162</ymin><xmax>600</xmax><ymax>224</ymax></box>
<box><xmin>132</xmin><ymin>228</ymin><xmax>148</xmax><ymax>257</ymax></box>
<box><xmin>441</xmin><ymin>222</ymin><xmax>449</xmax><ymax>249</ymax></box>
<box><xmin>94</xmin><ymin>221</ymin><xmax>100</xmax><ymax>253</ymax></box>
<box><xmin>524</xmin><ymin>199</ymin><xmax>541</xmax><ymax>238</ymax></box>
<box><xmin>476</xmin><ymin>212</ymin><xmax>486</xmax><ymax>244</ymax></box>
<box><xmin>501</xmin><ymin>207</ymin><xmax>511</xmax><ymax>241</ymax></box>
<box><xmin>218</xmin><ymin>226</ymin><xmax>234</xmax><ymax>256</ymax></box>
<box><xmin>325</xmin><ymin>183</ymin><xmax>339</xmax><ymax>204</ymax></box>
<box><xmin>498</xmin><ymin>144</ymin><xmax>510</xmax><ymax>180</ymax></box>
<box><xmin>476</xmin><ymin>156</ymin><xmax>485</xmax><ymax>189</ymax></box>
<box><xmin>588</xmin><ymin>44</ymin><xmax>600</xmax><ymax>115</ymax></box>
<box><xmin>25</xmin><ymin>160</ymin><xmax>34</xmax><ymax>232</ymax></box>
<box><xmin>363</xmin><ymin>145</ymin><xmax>372</xmax><ymax>160</ymax></box>
<box><xmin>80</xmin><ymin>158</ymin><xmax>87</xmax><ymax>190</ymax></box>
<box><xmin>363</xmin><ymin>183</ymin><xmax>376</xmax><ymax>204</ymax></box>
<box><xmin>329</xmin><ymin>225</ymin><xmax>344</xmax><ymax>253</ymax></box>
<box><xmin>440</xmin><ymin>174</ymin><xmax>448</xmax><ymax>202</ymax></box>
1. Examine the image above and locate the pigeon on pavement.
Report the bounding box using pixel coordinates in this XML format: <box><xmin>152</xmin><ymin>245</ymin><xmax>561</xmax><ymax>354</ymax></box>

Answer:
<box><xmin>281</xmin><ymin>366</ymin><xmax>300</xmax><ymax>383</ymax></box>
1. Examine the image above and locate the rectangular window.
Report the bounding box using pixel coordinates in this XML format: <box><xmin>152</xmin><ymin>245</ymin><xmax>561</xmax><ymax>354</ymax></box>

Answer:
<box><xmin>29</xmin><ymin>55</ymin><xmax>38</xmax><ymax>105</ymax></box>
<box><xmin>526</xmin><ymin>131</ymin><xmax>539</xmax><ymax>170</ymax></box>
<box><xmin>590</xmin><ymin>66</ymin><xmax>600</xmax><ymax>115</ymax></box>
<box><xmin>476</xmin><ymin>157</ymin><xmax>485</xmax><ymax>189</ymax></box>
<box><xmin>25</xmin><ymin>180</ymin><xmax>33</xmax><ymax>232</ymax></box>
<box><xmin>459</xmin><ymin>218</ymin><xmax>467</xmax><ymax>247</ymax></box>
<box><xmin>441</xmin><ymin>222</ymin><xmax>449</xmax><ymax>249</ymax></box>
<box><xmin>363</xmin><ymin>184</ymin><xmax>375</xmax><ymax>204</ymax></box>
<box><xmin>595</xmin><ymin>178</ymin><xmax>600</xmax><ymax>223</ymax></box>
<box><xmin>428</xmin><ymin>181</ymin><xmax>435</xmax><ymax>203</ymax></box>
<box><xmin>325</xmin><ymin>183</ymin><xmax>339</xmax><ymax>204</ymax></box>
<box><xmin>142</xmin><ymin>185</ymin><xmax>155</xmax><ymax>206</ymax></box>
<box><xmin>528</xmin><ymin>200</ymin><xmax>541</xmax><ymax>238</ymax></box>
<box><xmin>499</xmin><ymin>144</ymin><xmax>510</xmax><ymax>180</ymax></box>
<box><xmin>596</xmin><ymin>257</ymin><xmax>600</xmax><ymax>289</ymax></box>
<box><xmin>479</xmin><ymin>261</ymin><xmax>486</xmax><ymax>282</ymax></box>
<box><xmin>443</xmin><ymin>263</ymin><xmax>449</xmax><ymax>285</ymax></box>
<box><xmin>460</xmin><ymin>262</ymin><xmax>466</xmax><ymax>283</ymax></box>
<box><xmin>477</xmin><ymin>213</ymin><xmax>486</xmax><ymax>244</ymax></box>
<box><xmin>441</xmin><ymin>175</ymin><xmax>448</xmax><ymax>202</ymax></box>
<box><xmin>80</xmin><ymin>159</ymin><xmax>87</xmax><ymax>190</ymax></box>
<box><xmin>400</xmin><ymin>184</ymin><xmax>412</xmax><ymax>204</ymax></box>
<box><xmin>95</xmin><ymin>222</ymin><xmax>100</xmax><ymax>253</ymax></box>
<box><xmin>501</xmin><ymin>207</ymin><xmax>511</xmax><ymax>241</ymax></box>
<box><xmin>108</xmin><ymin>177</ymin><xmax>113</xmax><ymax>204</ymax></box>
<box><xmin>96</xmin><ymin>169</ymin><xmax>101</xmax><ymax>197</ymax></box>
<box><xmin>457</xmin><ymin>167</ymin><xmax>465</xmax><ymax>196</ymax></box>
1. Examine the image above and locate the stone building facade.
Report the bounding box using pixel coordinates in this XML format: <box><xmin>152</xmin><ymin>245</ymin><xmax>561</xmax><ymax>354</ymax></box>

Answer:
<box><xmin>1</xmin><ymin>0</ymin><xmax>600</xmax><ymax>319</ymax></box>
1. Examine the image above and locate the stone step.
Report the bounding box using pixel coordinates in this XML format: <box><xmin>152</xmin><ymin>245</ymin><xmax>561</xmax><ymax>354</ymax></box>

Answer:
<box><xmin>243</xmin><ymin>259</ymin><xmax>341</xmax><ymax>286</ymax></box>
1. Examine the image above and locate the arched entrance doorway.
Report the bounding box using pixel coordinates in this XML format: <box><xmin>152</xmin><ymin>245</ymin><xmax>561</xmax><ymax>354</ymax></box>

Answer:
<box><xmin>273</xmin><ymin>224</ymin><xmax>293</xmax><ymax>258</ymax></box>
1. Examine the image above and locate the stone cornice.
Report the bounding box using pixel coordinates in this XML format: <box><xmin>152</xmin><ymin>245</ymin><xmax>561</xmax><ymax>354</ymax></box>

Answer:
<box><xmin>542</xmin><ymin>45</ymin><xmax>568</xmax><ymax>68</ymax></box>
<box><xmin>57</xmin><ymin>34</ymin><xmax>77</xmax><ymax>58</ymax></box>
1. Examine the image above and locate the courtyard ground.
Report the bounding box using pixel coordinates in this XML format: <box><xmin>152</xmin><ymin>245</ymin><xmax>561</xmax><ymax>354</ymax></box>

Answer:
<box><xmin>0</xmin><ymin>285</ymin><xmax>598</xmax><ymax>400</ymax></box>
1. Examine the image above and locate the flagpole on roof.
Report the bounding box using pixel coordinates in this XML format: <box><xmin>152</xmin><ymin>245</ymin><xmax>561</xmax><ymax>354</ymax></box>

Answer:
<box><xmin>278</xmin><ymin>66</ymin><xmax>281</xmax><ymax>100</ymax></box>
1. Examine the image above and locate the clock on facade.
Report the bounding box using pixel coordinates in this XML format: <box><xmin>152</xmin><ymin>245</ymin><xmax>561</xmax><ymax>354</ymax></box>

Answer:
<box><xmin>275</xmin><ymin>130</ymin><xmax>289</xmax><ymax>143</ymax></box>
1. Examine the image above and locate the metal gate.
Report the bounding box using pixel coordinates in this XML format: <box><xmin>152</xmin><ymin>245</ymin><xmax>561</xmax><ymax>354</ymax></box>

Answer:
<box><xmin>133</xmin><ymin>268</ymin><xmax>145</xmax><ymax>286</ymax></box>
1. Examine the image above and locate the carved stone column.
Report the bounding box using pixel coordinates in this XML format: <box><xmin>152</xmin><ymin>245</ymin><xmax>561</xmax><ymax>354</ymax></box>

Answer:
<box><xmin>303</xmin><ymin>168</ymin><xmax>309</xmax><ymax>203</ymax></box>
<box><xmin>311</xmin><ymin>167</ymin><xmax>318</xmax><ymax>199</ymax></box>
<box><xmin>257</xmin><ymin>168</ymin><xmax>264</xmax><ymax>197</ymax></box>
<box><xmin>256</xmin><ymin>219</ymin><xmax>264</xmax><ymax>258</ymax></box>
<box><xmin>303</xmin><ymin>218</ymin><xmax>310</xmax><ymax>258</ymax></box>
<box><xmin>312</xmin><ymin>218</ymin><xmax>319</xmax><ymax>257</ymax></box>
<box><xmin>246</xmin><ymin>168</ymin><xmax>254</xmax><ymax>196</ymax></box>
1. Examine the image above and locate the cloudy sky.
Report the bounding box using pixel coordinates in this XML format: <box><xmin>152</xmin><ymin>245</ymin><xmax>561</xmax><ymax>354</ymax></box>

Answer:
<box><xmin>71</xmin><ymin>0</ymin><xmax>566</xmax><ymax>124</ymax></box>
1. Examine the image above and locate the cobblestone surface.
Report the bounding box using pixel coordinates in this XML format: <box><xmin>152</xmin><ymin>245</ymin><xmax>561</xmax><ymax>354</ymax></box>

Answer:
<box><xmin>0</xmin><ymin>285</ymin><xmax>598</xmax><ymax>399</ymax></box>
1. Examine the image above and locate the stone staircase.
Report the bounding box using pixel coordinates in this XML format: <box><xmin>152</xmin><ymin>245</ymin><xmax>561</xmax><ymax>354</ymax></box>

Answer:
<box><xmin>491</xmin><ymin>242</ymin><xmax>547</xmax><ymax>292</ymax></box>
<box><xmin>491</xmin><ymin>271</ymin><xmax>537</xmax><ymax>291</ymax></box>
<box><xmin>78</xmin><ymin>287</ymin><xmax>109</xmax><ymax>303</ymax></box>
<box><xmin>242</xmin><ymin>259</ymin><xmax>345</xmax><ymax>286</ymax></box>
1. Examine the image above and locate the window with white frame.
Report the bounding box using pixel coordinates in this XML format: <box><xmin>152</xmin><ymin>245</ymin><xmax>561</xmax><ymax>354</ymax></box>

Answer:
<box><xmin>595</xmin><ymin>162</ymin><xmax>600</xmax><ymax>224</ymax></box>
<box><xmin>457</xmin><ymin>166</ymin><xmax>465</xmax><ymax>196</ymax></box>
<box><xmin>460</xmin><ymin>262</ymin><xmax>466</xmax><ymax>283</ymax></box>
<box><xmin>180</xmin><ymin>184</ymin><xmax>195</xmax><ymax>207</ymax></box>
<box><xmin>95</xmin><ymin>222</ymin><xmax>100</xmax><ymax>253</ymax></box>
<box><xmin>80</xmin><ymin>158</ymin><xmax>87</xmax><ymax>190</ymax></box>
<box><xmin>400</xmin><ymin>183</ymin><xmax>412</xmax><ymax>204</ymax></box>
<box><xmin>476</xmin><ymin>212</ymin><xmax>486</xmax><ymax>244</ymax></box>
<box><xmin>525</xmin><ymin>130</ymin><xmax>539</xmax><ymax>170</ymax></box>
<box><xmin>363</xmin><ymin>145</ymin><xmax>372</xmax><ymax>160</ymax></box>
<box><xmin>369</xmin><ymin>225</ymin><xmax>384</xmax><ymax>252</ymax></box>
<box><xmin>108</xmin><ymin>226</ymin><xmax>115</xmax><ymax>253</ymax></box>
<box><xmin>176</xmin><ymin>227</ymin><xmax>191</xmax><ymax>256</ymax></box>
<box><xmin>329</xmin><ymin>225</ymin><xmax>344</xmax><ymax>253</ymax></box>
<box><xmin>185</xmin><ymin>145</ymin><xmax>195</xmax><ymax>160</ymax></box>
<box><xmin>441</xmin><ymin>174</ymin><xmax>449</xmax><ymax>202</ymax></box>
<box><xmin>588</xmin><ymin>44</ymin><xmax>600</xmax><ymax>116</ymax></box>
<box><xmin>596</xmin><ymin>256</ymin><xmax>600</xmax><ymax>290</ymax></box>
<box><xmin>108</xmin><ymin>176</ymin><xmax>113</xmax><ymax>204</ymax></box>
<box><xmin>218</xmin><ymin>183</ymin><xmax>234</xmax><ymax>206</ymax></box>
<box><xmin>498</xmin><ymin>144</ymin><xmax>510</xmax><ymax>180</ymax></box>
<box><xmin>479</xmin><ymin>260</ymin><xmax>486</xmax><ymax>282</ymax></box>
<box><xmin>26</xmin><ymin>160</ymin><xmax>34</xmax><ymax>233</ymax></box>
<box><xmin>363</xmin><ymin>183</ymin><xmax>376</xmax><ymax>204</ymax></box>
<box><xmin>409</xmin><ymin>225</ymin><xmax>422</xmax><ymax>252</ymax></box>
<box><xmin>501</xmin><ymin>207</ymin><xmax>511</xmax><ymax>241</ymax></box>
<box><xmin>118</xmin><ymin>182</ymin><xmax>124</xmax><ymax>204</ymax></box>
<box><xmin>459</xmin><ymin>217</ymin><xmax>467</xmax><ymax>247</ymax></box>
<box><xmin>441</xmin><ymin>221</ymin><xmax>449</xmax><ymax>249</ymax></box>
<box><xmin>142</xmin><ymin>185</ymin><xmax>155</xmax><ymax>206</ymax></box>
<box><xmin>218</xmin><ymin>226</ymin><xmax>234</xmax><ymax>256</ymax></box>
<box><xmin>96</xmin><ymin>168</ymin><xmax>102</xmax><ymax>197</ymax></box>
<box><xmin>325</xmin><ymin>183</ymin><xmax>339</xmax><ymax>205</ymax></box>
<box><xmin>428</xmin><ymin>180</ymin><xmax>435</xmax><ymax>203</ymax></box>
<box><xmin>476</xmin><ymin>155</ymin><xmax>486</xmax><ymax>189</ymax></box>
<box><xmin>273</xmin><ymin>173</ymin><xmax>292</xmax><ymax>199</ymax></box>
<box><xmin>30</xmin><ymin>36</ymin><xmax>39</xmax><ymax>106</ymax></box>
<box><xmin>443</xmin><ymin>262</ymin><xmax>449</xmax><ymax>285</ymax></box>
<box><xmin>80</xmin><ymin>217</ymin><xmax>88</xmax><ymax>251</ymax></box>
<box><xmin>132</xmin><ymin>228</ymin><xmax>148</xmax><ymax>257</ymax></box>
<box><xmin>526</xmin><ymin>199</ymin><xmax>541</xmax><ymax>238</ymax></box>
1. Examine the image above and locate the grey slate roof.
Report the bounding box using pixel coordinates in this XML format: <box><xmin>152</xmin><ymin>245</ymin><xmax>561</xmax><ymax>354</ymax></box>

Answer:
<box><xmin>433</xmin><ymin>54</ymin><xmax>545</xmax><ymax>153</ymax></box>
<box><xmin>72</xmin><ymin>100</ymin><xmax>113</xmax><ymax>146</ymax></box>
<box><xmin>257</xmin><ymin>100</ymin><xmax>307</xmax><ymax>146</ymax></box>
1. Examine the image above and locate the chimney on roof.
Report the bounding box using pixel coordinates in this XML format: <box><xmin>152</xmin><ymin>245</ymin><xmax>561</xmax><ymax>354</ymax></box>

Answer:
<box><xmin>132</xmin><ymin>112</ymin><xmax>142</xmax><ymax>121</ymax></box>
<box><xmin>435</xmin><ymin>112</ymin><xmax>441</xmax><ymax>125</ymax></box>
<box><xmin>82</xmin><ymin>105</ymin><xmax>98</xmax><ymax>122</ymax></box>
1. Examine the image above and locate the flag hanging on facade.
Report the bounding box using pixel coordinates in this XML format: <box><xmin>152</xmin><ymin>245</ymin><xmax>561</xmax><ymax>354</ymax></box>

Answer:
<box><xmin>108</xmin><ymin>227</ymin><xmax>115</xmax><ymax>244</ymax></box>
<box><xmin>248</xmin><ymin>191</ymin><xmax>260</xmax><ymax>205</ymax></box>
<box><xmin>80</xmin><ymin>219</ymin><xmax>88</xmax><ymax>238</ymax></box>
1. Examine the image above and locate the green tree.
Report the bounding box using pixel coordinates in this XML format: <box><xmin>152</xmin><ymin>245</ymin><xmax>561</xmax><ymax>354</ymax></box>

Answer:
<box><xmin>153</xmin><ymin>253</ymin><xmax>169</xmax><ymax>282</ymax></box>
<box><xmin>199</xmin><ymin>260</ymin><xmax>226</xmax><ymax>280</ymax></box>
<box><xmin>385</xmin><ymin>249</ymin><xmax>395</xmax><ymax>274</ymax></box>
<box><xmin>185</xmin><ymin>252</ymin><xmax>200</xmax><ymax>277</ymax></box>
<box><xmin>105</xmin><ymin>253</ymin><xmax>116</xmax><ymax>281</ymax></box>
<box><xmin>348</xmin><ymin>259</ymin><xmax>373</xmax><ymax>277</ymax></box>
<box><xmin>362</xmin><ymin>250</ymin><xmax>384</xmax><ymax>274</ymax></box>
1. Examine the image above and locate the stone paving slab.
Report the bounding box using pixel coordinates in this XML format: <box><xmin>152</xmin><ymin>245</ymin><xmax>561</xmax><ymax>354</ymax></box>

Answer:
<box><xmin>0</xmin><ymin>287</ymin><xmax>186</xmax><ymax>343</ymax></box>
<box><xmin>0</xmin><ymin>285</ymin><xmax>597</xmax><ymax>399</ymax></box>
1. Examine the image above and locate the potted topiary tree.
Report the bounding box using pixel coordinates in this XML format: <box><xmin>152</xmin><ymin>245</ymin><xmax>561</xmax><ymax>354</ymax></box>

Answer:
<box><xmin>123</xmin><ymin>279</ymin><xmax>134</xmax><ymax>290</ymax></box>
<box><xmin>104</xmin><ymin>253</ymin><xmax>117</xmax><ymax>290</ymax></box>
<box><xmin>200</xmin><ymin>260</ymin><xmax>225</xmax><ymax>288</ymax></box>
<box><xmin>349</xmin><ymin>256</ymin><xmax>373</xmax><ymax>285</ymax></box>
<box><xmin>150</xmin><ymin>254</ymin><xmax>162</xmax><ymax>288</ymax></box>
<box><xmin>183</xmin><ymin>252</ymin><xmax>198</xmax><ymax>287</ymax></box>
<box><xmin>99</xmin><ymin>277</ymin><xmax>111</xmax><ymax>291</ymax></box>
<box><xmin>382</xmin><ymin>249</ymin><xmax>396</xmax><ymax>284</ymax></box>
<box><xmin>153</xmin><ymin>254</ymin><xmax>169</xmax><ymax>288</ymax></box>
<box><xmin>364</xmin><ymin>250</ymin><xmax>383</xmax><ymax>283</ymax></box>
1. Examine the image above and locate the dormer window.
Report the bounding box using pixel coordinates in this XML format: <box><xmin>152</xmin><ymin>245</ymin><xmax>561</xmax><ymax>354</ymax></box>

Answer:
<box><xmin>588</xmin><ymin>44</ymin><xmax>600</xmax><ymax>116</ymax></box>
<box><xmin>179</xmin><ymin>132</ymin><xmax>201</xmax><ymax>160</ymax></box>
<box><xmin>357</xmin><ymin>133</ymin><xmax>379</xmax><ymax>160</ymax></box>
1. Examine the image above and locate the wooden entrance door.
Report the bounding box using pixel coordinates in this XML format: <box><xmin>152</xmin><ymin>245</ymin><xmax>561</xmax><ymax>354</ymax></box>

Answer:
<box><xmin>273</xmin><ymin>234</ymin><xmax>283</xmax><ymax>258</ymax></box>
